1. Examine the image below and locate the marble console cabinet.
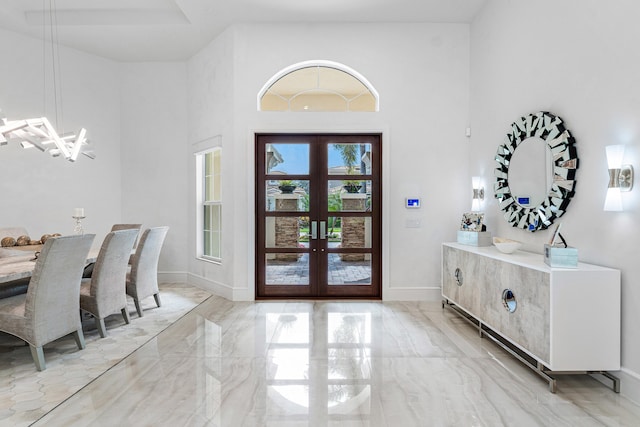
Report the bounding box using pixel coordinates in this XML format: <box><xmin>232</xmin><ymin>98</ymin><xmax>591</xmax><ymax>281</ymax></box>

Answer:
<box><xmin>441</xmin><ymin>242</ymin><xmax>621</xmax><ymax>392</ymax></box>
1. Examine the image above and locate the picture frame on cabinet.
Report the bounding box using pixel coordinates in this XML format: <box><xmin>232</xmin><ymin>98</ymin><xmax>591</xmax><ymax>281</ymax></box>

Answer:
<box><xmin>460</xmin><ymin>212</ymin><xmax>485</xmax><ymax>232</ymax></box>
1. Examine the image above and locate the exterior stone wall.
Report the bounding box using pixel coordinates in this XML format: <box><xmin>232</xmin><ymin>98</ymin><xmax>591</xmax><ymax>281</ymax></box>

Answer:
<box><xmin>341</xmin><ymin>194</ymin><xmax>366</xmax><ymax>261</ymax></box>
<box><xmin>275</xmin><ymin>195</ymin><xmax>299</xmax><ymax>261</ymax></box>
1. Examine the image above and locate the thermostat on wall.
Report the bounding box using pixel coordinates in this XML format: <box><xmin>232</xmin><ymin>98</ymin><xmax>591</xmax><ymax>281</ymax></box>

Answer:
<box><xmin>405</xmin><ymin>198</ymin><xmax>421</xmax><ymax>208</ymax></box>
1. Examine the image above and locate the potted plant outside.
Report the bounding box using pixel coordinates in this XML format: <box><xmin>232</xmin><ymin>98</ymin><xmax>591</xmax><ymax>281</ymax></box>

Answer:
<box><xmin>335</xmin><ymin>144</ymin><xmax>363</xmax><ymax>193</ymax></box>
<box><xmin>343</xmin><ymin>180</ymin><xmax>362</xmax><ymax>193</ymax></box>
<box><xmin>278</xmin><ymin>180</ymin><xmax>296</xmax><ymax>194</ymax></box>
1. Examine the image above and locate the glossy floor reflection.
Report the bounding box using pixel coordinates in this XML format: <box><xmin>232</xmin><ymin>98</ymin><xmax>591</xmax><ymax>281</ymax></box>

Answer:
<box><xmin>0</xmin><ymin>283</ymin><xmax>212</xmax><ymax>427</ymax></box>
<box><xmin>33</xmin><ymin>297</ymin><xmax>640</xmax><ymax>426</ymax></box>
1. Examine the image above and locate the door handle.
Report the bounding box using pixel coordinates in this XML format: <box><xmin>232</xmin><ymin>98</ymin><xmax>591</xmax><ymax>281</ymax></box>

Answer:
<box><xmin>320</xmin><ymin>221</ymin><xmax>326</xmax><ymax>240</ymax></box>
<box><xmin>311</xmin><ymin>221</ymin><xmax>317</xmax><ymax>240</ymax></box>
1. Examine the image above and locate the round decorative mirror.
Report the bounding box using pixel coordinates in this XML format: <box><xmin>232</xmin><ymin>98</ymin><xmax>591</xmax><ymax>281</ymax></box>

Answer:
<box><xmin>508</xmin><ymin>137</ymin><xmax>553</xmax><ymax>207</ymax></box>
<box><xmin>494</xmin><ymin>111</ymin><xmax>579</xmax><ymax>232</ymax></box>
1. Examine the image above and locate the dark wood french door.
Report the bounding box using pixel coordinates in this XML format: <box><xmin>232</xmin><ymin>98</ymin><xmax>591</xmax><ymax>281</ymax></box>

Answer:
<box><xmin>256</xmin><ymin>134</ymin><xmax>381</xmax><ymax>298</ymax></box>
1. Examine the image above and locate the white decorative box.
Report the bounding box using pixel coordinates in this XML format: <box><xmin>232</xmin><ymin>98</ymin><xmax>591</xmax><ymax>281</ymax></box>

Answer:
<box><xmin>457</xmin><ymin>231</ymin><xmax>492</xmax><ymax>247</ymax></box>
<box><xmin>544</xmin><ymin>244</ymin><xmax>578</xmax><ymax>268</ymax></box>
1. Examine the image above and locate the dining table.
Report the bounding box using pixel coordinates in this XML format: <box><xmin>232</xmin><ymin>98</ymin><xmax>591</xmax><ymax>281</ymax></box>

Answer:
<box><xmin>0</xmin><ymin>246</ymin><xmax>99</xmax><ymax>296</ymax></box>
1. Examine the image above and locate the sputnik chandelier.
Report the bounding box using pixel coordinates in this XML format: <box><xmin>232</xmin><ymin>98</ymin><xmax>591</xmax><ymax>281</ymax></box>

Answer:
<box><xmin>0</xmin><ymin>0</ymin><xmax>94</xmax><ymax>162</ymax></box>
<box><xmin>0</xmin><ymin>115</ymin><xmax>93</xmax><ymax>161</ymax></box>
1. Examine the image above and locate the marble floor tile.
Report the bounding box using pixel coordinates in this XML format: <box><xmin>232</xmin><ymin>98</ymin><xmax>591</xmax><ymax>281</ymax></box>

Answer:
<box><xmin>3</xmin><ymin>295</ymin><xmax>640</xmax><ymax>426</ymax></box>
<box><xmin>0</xmin><ymin>283</ymin><xmax>211</xmax><ymax>427</ymax></box>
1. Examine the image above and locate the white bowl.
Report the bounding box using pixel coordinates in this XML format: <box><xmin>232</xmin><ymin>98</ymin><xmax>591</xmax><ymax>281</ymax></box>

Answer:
<box><xmin>493</xmin><ymin>237</ymin><xmax>522</xmax><ymax>254</ymax></box>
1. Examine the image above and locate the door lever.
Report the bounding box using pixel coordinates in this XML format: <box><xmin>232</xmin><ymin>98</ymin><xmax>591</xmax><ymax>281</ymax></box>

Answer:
<box><xmin>320</xmin><ymin>221</ymin><xmax>326</xmax><ymax>240</ymax></box>
<box><xmin>311</xmin><ymin>221</ymin><xmax>318</xmax><ymax>240</ymax></box>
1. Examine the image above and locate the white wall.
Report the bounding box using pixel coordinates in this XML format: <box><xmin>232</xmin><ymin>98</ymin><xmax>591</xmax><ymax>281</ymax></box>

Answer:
<box><xmin>0</xmin><ymin>28</ymin><xmax>121</xmax><ymax>244</ymax></box>
<box><xmin>186</xmin><ymin>28</ymin><xmax>237</xmax><ymax>298</ymax></box>
<box><xmin>119</xmin><ymin>62</ymin><xmax>189</xmax><ymax>277</ymax></box>
<box><xmin>470</xmin><ymin>0</ymin><xmax>640</xmax><ymax>403</ymax></box>
<box><xmin>4</xmin><ymin>2</ymin><xmax>636</xmax><ymax>403</ymax></box>
<box><xmin>188</xmin><ymin>23</ymin><xmax>471</xmax><ymax>300</ymax></box>
<box><xmin>0</xmin><ymin>29</ymin><xmax>189</xmax><ymax>277</ymax></box>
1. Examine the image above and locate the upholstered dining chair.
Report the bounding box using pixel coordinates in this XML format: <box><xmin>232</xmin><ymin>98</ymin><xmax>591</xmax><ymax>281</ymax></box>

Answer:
<box><xmin>79</xmin><ymin>229</ymin><xmax>138</xmax><ymax>338</ymax></box>
<box><xmin>126</xmin><ymin>226</ymin><xmax>169</xmax><ymax>317</ymax></box>
<box><xmin>82</xmin><ymin>224</ymin><xmax>141</xmax><ymax>278</ymax></box>
<box><xmin>110</xmin><ymin>223</ymin><xmax>142</xmax><ymax>249</ymax></box>
<box><xmin>0</xmin><ymin>234</ymin><xmax>95</xmax><ymax>371</ymax></box>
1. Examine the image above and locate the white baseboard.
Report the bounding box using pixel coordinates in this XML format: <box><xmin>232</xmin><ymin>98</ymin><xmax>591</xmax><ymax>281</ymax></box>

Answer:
<box><xmin>617</xmin><ymin>367</ymin><xmax>640</xmax><ymax>406</ymax></box>
<box><xmin>187</xmin><ymin>273</ymin><xmax>234</xmax><ymax>300</ymax></box>
<box><xmin>383</xmin><ymin>286</ymin><xmax>442</xmax><ymax>301</ymax></box>
<box><xmin>186</xmin><ymin>273</ymin><xmax>253</xmax><ymax>301</ymax></box>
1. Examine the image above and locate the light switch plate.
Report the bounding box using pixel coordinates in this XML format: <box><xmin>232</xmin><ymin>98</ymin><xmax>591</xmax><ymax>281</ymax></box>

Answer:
<box><xmin>405</xmin><ymin>219</ymin><xmax>421</xmax><ymax>228</ymax></box>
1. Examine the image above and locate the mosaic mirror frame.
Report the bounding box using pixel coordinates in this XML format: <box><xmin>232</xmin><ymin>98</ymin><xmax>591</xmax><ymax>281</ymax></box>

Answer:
<box><xmin>494</xmin><ymin>111</ymin><xmax>579</xmax><ymax>232</ymax></box>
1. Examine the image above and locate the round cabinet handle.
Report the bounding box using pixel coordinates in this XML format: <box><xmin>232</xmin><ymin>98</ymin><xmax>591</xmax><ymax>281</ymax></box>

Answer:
<box><xmin>502</xmin><ymin>289</ymin><xmax>517</xmax><ymax>313</ymax></box>
<box><xmin>454</xmin><ymin>268</ymin><xmax>463</xmax><ymax>286</ymax></box>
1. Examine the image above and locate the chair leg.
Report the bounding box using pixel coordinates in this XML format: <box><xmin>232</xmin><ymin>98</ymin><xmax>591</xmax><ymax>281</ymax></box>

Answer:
<box><xmin>30</xmin><ymin>345</ymin><xmax>46</xmax><ymax>371</ymax></box>
<box><xmin>72</xmin><ymin>328</ymin><xmax>86</xmax><ymax>350</ymax></box>
<box><xmin>121</xmin><ymin>307</ymin><xmax>131</xmax><ymax>324</ymax></box>
<box><xmin>96</xmin><ymin>318</ymin><xmax>107</xmax><ymax>338</ymax></box>
<box><xmin>134</xmin><ymin>298</ymin><xmax>143</xmax><ymax>317</ymax></box>
<box><xmin>153</xmin><ymin>293</ymin><xmax>162</xmax><ymax>308</ymax></box>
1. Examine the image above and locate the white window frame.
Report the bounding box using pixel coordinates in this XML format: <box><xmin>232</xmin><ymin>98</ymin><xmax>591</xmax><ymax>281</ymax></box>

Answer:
<box><xmin>195</xmin><ymin>143</ymin><xmax>222</xmax><ymax>263</ymax></box>
<box><xmin>257</xmin><ymin>59</ymin><xmax>380</xmax><ymax>112</ymax></box>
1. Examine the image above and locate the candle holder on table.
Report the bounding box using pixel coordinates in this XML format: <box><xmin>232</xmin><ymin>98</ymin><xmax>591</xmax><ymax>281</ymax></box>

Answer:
<box><xmin>72</xmin><ymin>216</ymin><xmax>85</xmax><ymax>235</ymax></box>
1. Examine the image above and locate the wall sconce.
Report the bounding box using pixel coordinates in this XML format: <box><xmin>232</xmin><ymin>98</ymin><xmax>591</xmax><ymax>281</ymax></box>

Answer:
<box><xmin>604</xmin><ymin>145</ymin><xmax>634</xmax><ymax>211</ymax></box>
<box><xmin>472</xmin><ymin>176</ymin><xmax>484</xmax><ymax>211</ymax></box>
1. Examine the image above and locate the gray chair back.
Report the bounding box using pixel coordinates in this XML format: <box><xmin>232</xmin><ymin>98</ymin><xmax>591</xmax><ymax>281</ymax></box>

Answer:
<box><xmin>90</xmin><ymin>229</ymin><xmax>138</xmax><ymax>314</ymax></box>
<box><xmin>129</xmin><ymin>227</ymin><xmax>169</xmax><ymax>300</ymax></box>
<box><xmin>26</xmin><ymin>234</ymin><xmax>95</xmax><ymax>345</ymax></box>
<box><xmin>110</xmin><ymin>224</ymin><xmax>142</xmax><ymax>248</ymax></box>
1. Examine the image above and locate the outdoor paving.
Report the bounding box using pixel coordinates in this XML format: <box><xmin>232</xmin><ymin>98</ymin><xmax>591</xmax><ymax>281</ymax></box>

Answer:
<box><xmin>266</xmin><ymin>253</ymin><xmax>371</xmax><ymax>285</ymax></box>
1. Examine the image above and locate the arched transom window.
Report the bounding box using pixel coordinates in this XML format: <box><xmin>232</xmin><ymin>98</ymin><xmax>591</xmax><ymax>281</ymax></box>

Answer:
<box><xmin>258</xmin><ymin>60</ymin><xmax>379</xmax><ymax>112</ymax></box>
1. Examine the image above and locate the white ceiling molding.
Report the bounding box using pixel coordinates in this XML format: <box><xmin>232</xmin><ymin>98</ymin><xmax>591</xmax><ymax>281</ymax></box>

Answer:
<box><xmin>24</xmin><ymin>9</ymin><xmax>190</xmax><ymax>26</ymax></box>
<box><xmin>0</xmin><ymin>0</ymin><xmax>487</xmax><ymax>62</ymax></box>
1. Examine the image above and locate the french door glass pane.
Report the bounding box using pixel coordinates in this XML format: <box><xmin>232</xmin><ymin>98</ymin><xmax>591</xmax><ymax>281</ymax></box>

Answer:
<box><xmin>265</xmin><ymin>180</ymin><xmax>309</xmax><ymax>212</ymax></box>
<box><xmin>327</xmin><ymin>253</ymin><xmax>371</xmax><ymax>286</ymax></box>
<box><xmin>265</xmin><ymin>143</ymin><xmax>310</xmax><ymax>175</ymax></box>
<box><xmin>265</xmin><ymin>253</ymin><xmax>309</xmax><ymax>285</ymax></box>
<box><xmin>328</xmin><ymin>143</ymin><xmax>372</xmax><ymax>175</ymax></box>
<box><xmin>265</xmin><ymin>216</ymin><xmax>310</xmax><ymax>248</ymax></box>
<box><xmin>327</xmin><ymin>180</ymin><xmax>371</xmax><ymax>211</ymax></box>
<box><xmin>326</xmin><ymin>216</ymin><xmax>371</xmax><ymax>248</ymax></box>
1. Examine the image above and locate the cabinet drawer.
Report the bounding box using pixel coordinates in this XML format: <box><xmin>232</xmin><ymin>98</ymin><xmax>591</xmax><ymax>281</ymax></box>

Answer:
<box><xmin>443</xmin><ymin>245</ymin><xmax>550</xmax><ymax>363</ymax></box>
<box><xmin>480</xmin><ymin>258</ymin><xmax>550</xmax><ymax>363</ymax></box>
<box><xmin>442</xmin><ymin>245</ymin><xmax>481</xmax><ymax>316</ymax></box>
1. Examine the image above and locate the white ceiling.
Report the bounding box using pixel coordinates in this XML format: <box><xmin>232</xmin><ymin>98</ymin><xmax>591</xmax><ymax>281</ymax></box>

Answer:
<box><xmin>0</xmin><ymin>0</ymin><xmax>487</xmax><ymax>62</ymax></box>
